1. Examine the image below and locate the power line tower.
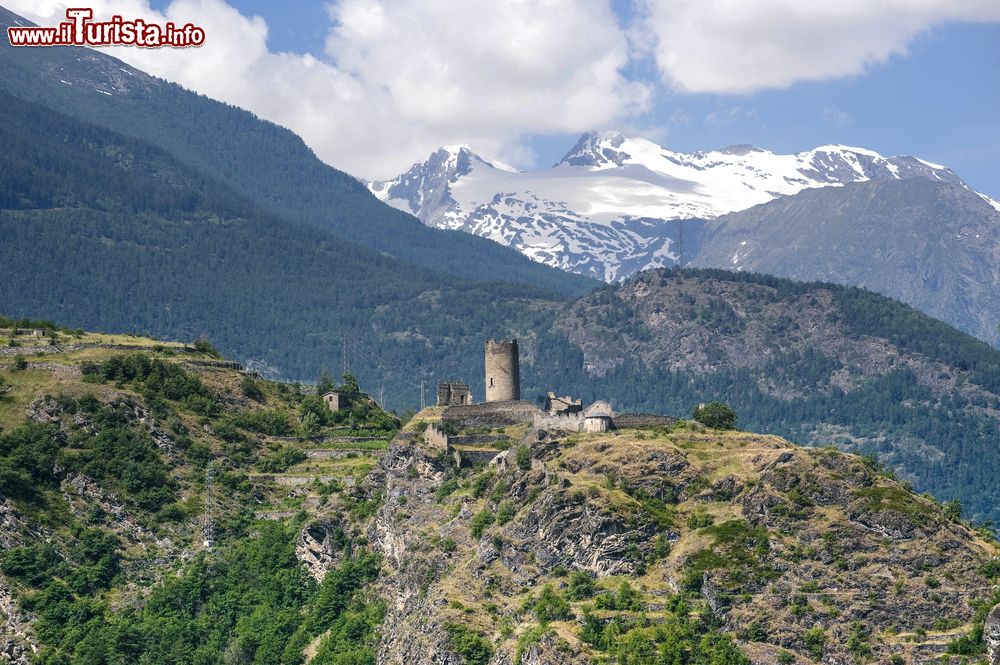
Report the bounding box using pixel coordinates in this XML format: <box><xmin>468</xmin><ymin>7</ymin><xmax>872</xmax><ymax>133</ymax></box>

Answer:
<box><xmin>420</xmin><ymin>380</ymin><xmax>425</xmax><ymax>410</ymax></box>
<box><xmin>676</xmin><ymin>218</ymin><xmax>684</xmax><ymax>266</ymax></box>
<box><xmin>202</xmin><ymin>464</ymin><xmax>216</xmax><ymax>550</ymax></box>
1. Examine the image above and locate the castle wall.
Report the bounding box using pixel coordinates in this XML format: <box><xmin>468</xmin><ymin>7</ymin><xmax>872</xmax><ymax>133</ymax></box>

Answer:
<box><xmin>442</xmin><ymin>400</ymin><xmax>539</xmax><ymax>429</ymax></box>
<box><xmin>424</xmin><ymin>424</ymin><xmax>450</xmax><ymax>453</ymax></box>
<box><xmin>485</xmin><ymin>339</ymin><xmax>519</xmax><ymax>402</ymax></box>
<box><xmin>614</xmin><ymin>413</ymin><xmax>677</xmax><ymax>429</ymax></box>
<box><xmin>533</xmin><ymin>411</ymin><xmax>586</xmax><ymax>432</ymax></box>
<box><xmin>437</xmin><ymin>381</ymin><xmax>472</xmax><ymax>407</ymax></box>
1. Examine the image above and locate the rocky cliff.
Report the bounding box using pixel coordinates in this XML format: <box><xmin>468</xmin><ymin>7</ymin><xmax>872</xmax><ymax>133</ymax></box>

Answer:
<box><xmin>363</xmin><ymin>412</ymin><xmax>1000</xmax><ymax>664</ymax></box>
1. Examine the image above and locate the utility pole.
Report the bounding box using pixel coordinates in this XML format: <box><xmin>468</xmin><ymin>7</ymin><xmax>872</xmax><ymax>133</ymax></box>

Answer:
<box><xmin>202</xmin><ymin>464</ymin><xmax>215</xmax><ymax>550</ymax></box>
<box><xmin>676</xmin><ymin>219</ymin><xmax>684</xmax><ymax>266</ymax></box>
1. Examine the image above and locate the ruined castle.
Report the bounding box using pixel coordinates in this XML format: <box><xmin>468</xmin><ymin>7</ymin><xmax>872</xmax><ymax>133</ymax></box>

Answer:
<box><xmin>485</xmin><ymin>338</ymin><xmax>519</xmax><ymax>402</ymax></box>
<box><xmin>433</xmin><ymin>338</ymin><xmax>670</xmax><ymax>434</ymax></box>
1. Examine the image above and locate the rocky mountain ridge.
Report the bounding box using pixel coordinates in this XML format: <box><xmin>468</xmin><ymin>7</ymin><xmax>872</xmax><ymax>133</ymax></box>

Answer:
<box><xmin>369</xmin><ymin>135</ymin><xmax>1000</xmax><ymax>350</ymax></box>
<box><xmin>369</xmin><ymin>131</ymin><xmax>999</xmax><ymax>283</ymax></box>
<box><xmin>363</xmin><ymin>408</ymin><xmax>1000</xmax><ymax>664</ymax></box>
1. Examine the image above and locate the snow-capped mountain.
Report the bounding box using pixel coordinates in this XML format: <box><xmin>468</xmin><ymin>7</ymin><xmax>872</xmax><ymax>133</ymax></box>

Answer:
<box><xmin>369</xmin><ymin>132</ymin><xmax>999</xmax><ymax>281</ymax></box>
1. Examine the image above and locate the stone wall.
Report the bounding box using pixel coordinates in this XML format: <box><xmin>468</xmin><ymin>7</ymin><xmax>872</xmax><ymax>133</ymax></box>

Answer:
<box><xmin>442</xmin><ymin>400</ymin><xmax>539</xmax><ymax>429</ymax></box>
<box><xmin>436</xmin><ymin>381</ymin><xmax>472</xmax><ymax>406</ymax></box>
<box><xmin>533</xmin><ymin>411</ymin><xmax>586</xmax><ymax>432</ymax></box>
<box><xmin>615</xmin><ymin>413</ymin><xmax>677</xmax><ymax>429</ymax></box>
<box><xmin>453</xmin><ymin>448</ymin><xmax>500</xmax><ymax>468</ymax></box>
<box><xmin>424</xmin><ymin>424</ymin><xmax>450</xmax><ymax>453</ymax></box>
<box><xmin>449</xmin><ymin>434</ymin><xmax>508</xmax><ymax>447</ymax></box>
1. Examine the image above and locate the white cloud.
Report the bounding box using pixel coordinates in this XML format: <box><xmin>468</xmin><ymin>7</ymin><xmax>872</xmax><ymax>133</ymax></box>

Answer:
<box><xmin>6</xmin><ymin>0</ymin><xmax>648</xmax><ymax>179</ymax></box>
<box><xmin>641</xmin><ymin>0</ymin><xmax>1000</xmax><ymax>94</ymax></box>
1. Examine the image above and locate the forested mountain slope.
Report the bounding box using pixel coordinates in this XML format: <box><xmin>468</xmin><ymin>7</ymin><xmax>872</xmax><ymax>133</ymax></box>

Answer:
<box><xmin>531</xmin><ymin>269</ymin><xmax>1000</xmax><ymax>525</ymax></box>
<box><xmin>2</xmin><ymin>96</ymin><xmax>1000</xmax><ymax>525</ymax></box>
<box><xmin>0</xmin><ymin>6</ymin><xmax>594</xmax><ymax>297</ymax></box>
<box><xmin>1</xmin><ymin>334</ymin><xmax>997</xmax><ymax>664</ymax></box>
<box><xmin>690</xmin><ymin>177</ymin><xmax>1000</xmax><ymax>348</ymax></box>
<box><xmin>0</xmin><ymin>90</ymin><xmax>559</xmax><ymax>408</ymax></box>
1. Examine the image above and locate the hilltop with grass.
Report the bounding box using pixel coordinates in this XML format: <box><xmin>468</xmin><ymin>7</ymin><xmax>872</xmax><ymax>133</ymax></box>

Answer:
<box><xmin>366</xmin><ymin>409</ymin><xmax>1000</xmax><ymax>665</ymax></box>
<box><xmin>1</xmin><ymin>322</ymin><xmax>998</xmax><ymax>665</ymax></box>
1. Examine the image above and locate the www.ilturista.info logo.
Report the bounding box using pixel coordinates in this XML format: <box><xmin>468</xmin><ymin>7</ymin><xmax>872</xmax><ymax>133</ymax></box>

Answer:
<box><xmin>7</xmin><ymin>8</ymin><xmax>205</xmax><ymax>48</ymax></box>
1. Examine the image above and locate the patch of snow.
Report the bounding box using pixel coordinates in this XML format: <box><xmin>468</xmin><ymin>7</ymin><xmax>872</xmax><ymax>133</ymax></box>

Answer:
<box><xmin>979</xmin><ymin>193</ymin><xmax>1000</xmax><ymax>213</ymax></box>
<box><xmin>915</xmin><ymin>157</ymin><xmax>947</xmax><ymax>170</ymax></box>
<box><xmin>369</xmin><ymin>134</ymin><xmax>984</xmax><ymax>283</ymax></box>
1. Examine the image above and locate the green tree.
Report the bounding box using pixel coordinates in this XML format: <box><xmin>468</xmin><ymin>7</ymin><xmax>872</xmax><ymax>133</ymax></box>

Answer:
<box><xmin>693</xmin><ymin>402</ymin><xmax>738</xmax><ymax>430</ymax></box>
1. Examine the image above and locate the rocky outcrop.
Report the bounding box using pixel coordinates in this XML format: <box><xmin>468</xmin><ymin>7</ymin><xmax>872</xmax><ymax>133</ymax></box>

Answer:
<box><xmin>0</xmin><ymin>577</ymin><xmax>37</xmax><ymax>665</ymax></box>
<box><xmin>296</xmin><ymin>520</ymin><xmax>348</xmax><ymax>581</ymax></box>
<box><xmin>511</xmin><ymin>491</ymin><xmax>658</xmax><ymax>576</ymax></box>
<box><xmin>60</xmin><ymin>473</ymin><xmax>161</xmax><ymax>546</ymax></box>
<box><xmin>0</xmin><ymin>500</ymin><xmax>28</xmax><ymax>550</ymax></box>
<box><xmin>987</xmin><ymin>604</ymin><xmax>1000</xmax><ymax>665</ymax></box>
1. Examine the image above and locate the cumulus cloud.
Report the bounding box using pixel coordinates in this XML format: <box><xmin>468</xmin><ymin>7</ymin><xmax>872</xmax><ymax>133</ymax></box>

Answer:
<box><xmin>8</xmin><ymin>1</ymin><xmax>1000</xmax><ymax>177</ymax></box>
<box><xmin>641</xmin><ymin>0</ymin><xmax>1000</xmax><ymax>94</ymax></box>
<box><xmin>7</xmin><ymin>0</ymin><xmax>648</xmax><ymax>178</ymax></box>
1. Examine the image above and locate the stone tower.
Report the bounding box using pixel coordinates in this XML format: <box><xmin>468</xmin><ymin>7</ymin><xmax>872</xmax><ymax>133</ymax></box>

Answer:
<box><xmin>485</xmin><ymin>338</ymin><xmax>520</xmax><ymax>402</ymax></box>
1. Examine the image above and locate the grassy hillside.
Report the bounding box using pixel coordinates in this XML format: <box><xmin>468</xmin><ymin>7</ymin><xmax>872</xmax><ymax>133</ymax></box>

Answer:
<box><xmin>0</xmin><ymin>6</ymin><xmax>594</xmax><ymax>298</ymax></box>
<box><xmin>364</xmin><ymin>409</ymin><xmax>1000</xmax><ymax>665</ymax></box>
<box><xmin>2</xmin><ymin>330</ymin><xmax>997</xmax><ymax>664</ymax></box>
<box><xmin>0</xmin><ymin>326</ymin><xmax>396</xmax><ymax>663</ymax></box>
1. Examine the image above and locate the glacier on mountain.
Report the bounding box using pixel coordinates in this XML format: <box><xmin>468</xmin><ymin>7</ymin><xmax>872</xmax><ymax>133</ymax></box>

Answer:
<box><xmin>369</xmin><ymin>131</ymin><xmax>991</xmax><ymax>281</ymax></box>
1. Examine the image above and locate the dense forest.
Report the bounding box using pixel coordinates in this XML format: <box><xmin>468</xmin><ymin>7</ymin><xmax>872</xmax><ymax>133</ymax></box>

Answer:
<box><xmin>0</xmin><ymin>8</ymin><xmax>594</xmax><ymax>298</ymax></box>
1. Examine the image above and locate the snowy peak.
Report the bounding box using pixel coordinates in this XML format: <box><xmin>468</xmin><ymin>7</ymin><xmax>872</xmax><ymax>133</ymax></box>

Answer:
<box><xmin>800</xmin><ymin>144</ymin><xmax>962</xmax><ymax>185</ymax></box>
<box><xmin>369</xmin><ymin>132</ymin><xmax>991</xmax><ymax>282</ymax></box>
<box><xmin>559</xmin><ymin>130</ymin><xmax>632</xmax><ymax>168</ymax></box>
<box><xmin>368</xmin><ymin>145</ymin><xmax>515</xmax><ymax>225</ymax></box>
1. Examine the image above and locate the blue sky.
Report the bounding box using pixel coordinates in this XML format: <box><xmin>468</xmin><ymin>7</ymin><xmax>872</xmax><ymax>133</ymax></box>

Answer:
<box><xmin>53</xmin><ymin>1</ymin><xmax>1000</xmax><ymax>194</ymax></box>
<box><xmin>224</xmin><ymin>1</ymin><xmax>1000</xmax><ymax>194</ymax></box>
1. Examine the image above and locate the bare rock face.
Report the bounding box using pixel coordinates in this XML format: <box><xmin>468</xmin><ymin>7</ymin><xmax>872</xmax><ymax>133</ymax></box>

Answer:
<box><xmin>987</xmin><ymin>604</ymin><xmax>1000</xmax><ymax>665</ymax></box>
<box><xmin>1</xmin><ymin>577</ymin><xmax>37</xmax><ymax>665</ymax></box>
<box><xmin>296</xmin><ymin>520</ymin><xmax>347</xmax><ymax>581</ymax></box>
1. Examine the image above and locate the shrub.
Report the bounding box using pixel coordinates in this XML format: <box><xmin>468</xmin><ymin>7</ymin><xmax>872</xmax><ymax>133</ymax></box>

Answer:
<box><xmin>496</xmin><ymin>501</ymin><xmax>516</xmax><ymax>525</ymax></box>
<box><xmin>803</xmin><ymin>626</ymin><xmax>826</xmax><ymax>660</ymax></box>
<box><xmin>532</xmin><ymin>585</ymin><xmax>572</xmax><ymax>624</ymax></box>
<box><xmin>192</xmin><ymin>339</ymin><xmax>221</xmax><ymax>357</ymax></box>
<box><xmin>687</xmin><ymin>511</ymin><xmax>715</xmax><ymax>529</ymax></box>
<box><xmin>593</xmin><ymin>581</ymin><xmax>645</xmax><ymax>612</ymax></box>
<box><xmin>470</xmin><ymin>509</ymin><xmax>494</xmax><ymax>539</ymax></box>
<box><xmin>257</xmin><ymin>445</ymin><xmax>307</xmax><ymax>473</ymax></box>
<box><xmin>234</xmin><ymin>409</ymin><xmax>293</xmax><ymax>437</ymax></box>
<box><xmin>692</xmin><ymin>402</ymin><xmax>737</xmax><ymax>429</ymax></box>
<box><xmin>444</xmin><ymin>623</ymin><xmax>492</xmax><ymax>665</ymax></box>
<box><xmin>983</xmin><ymin>558</ymin><xmax>1000</xmax><ymax>579</ymax></box>
<box><xmin>516</xmin><ymin>445</ymin><xmax>532</xmax><ymax>470</ymax></box>
<box><xmin>566</xmin><ymin>570</ymin><xmax>597</xmax><ymax>601</ymax></box>
<box><xmin>241</xmin><ymin>376</ymin><xmax>264</xmax><ymax>401</ymax></box>
<box><xmin>12</xmin><ymin>355</ymin><xmax>27</xmax><ymax>371</ymax></box>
